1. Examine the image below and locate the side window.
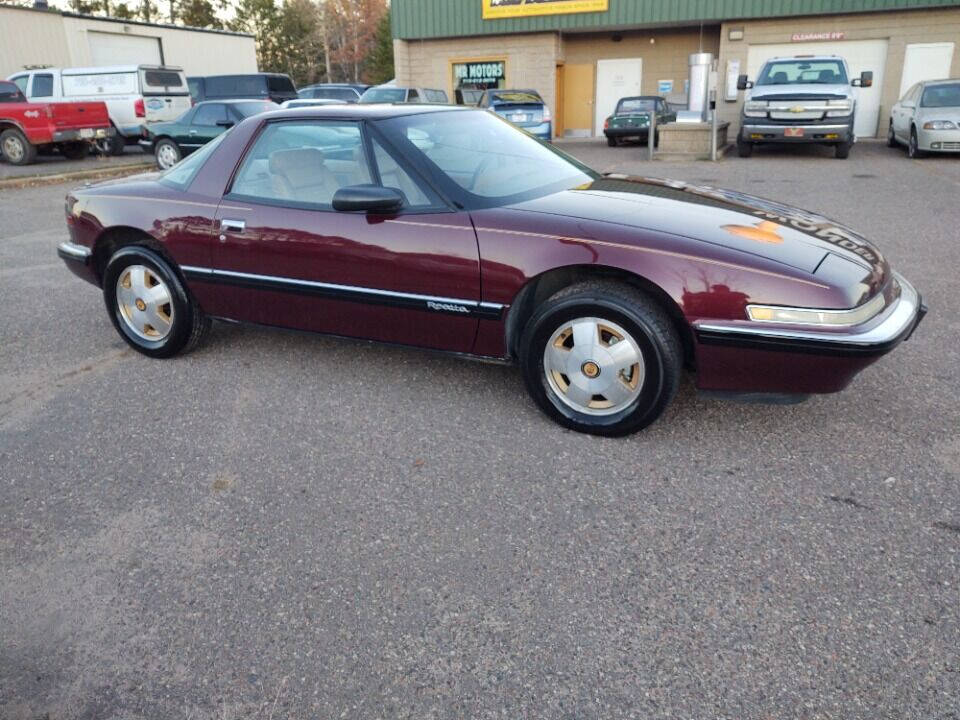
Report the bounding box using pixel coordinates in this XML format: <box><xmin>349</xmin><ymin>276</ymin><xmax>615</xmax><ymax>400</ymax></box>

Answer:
<box><xmin>31</xmin><ymin>74</ymin><xmax>54</xmax><ymax>97</ymax></box>
<box><xmin>193</xmin><ymin>103</ymin><xmax>227</xmax><ymax>126</ymax></box>
<box><xmin>11</xmin><ymin>75</ymin><xmax>29</xmax><ymax>95</ymax></box>
<box><xmin>407</xmin><ymin>89</ymin><xmax>419</xmax><ymax>102</ymax></box>
<box><xmin>370</xmin><ymin>136</ymin><xmax>432</xmax><ymax>208</ymax></box>
<box><xmin>230</xmin><ymin>121</ymin><xmax>372</xmax><ymax>208</ymax></box>
<box><xmin>907</xmin><ymin>84</ymin><xmax>921</xmax><ymax>104</ymax></box>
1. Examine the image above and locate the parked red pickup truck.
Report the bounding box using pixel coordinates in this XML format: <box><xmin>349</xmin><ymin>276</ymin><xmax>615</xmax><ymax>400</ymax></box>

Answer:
<box><xmin>0</xmin><ymin>80</ymin><xmax>113</xmax><ymax>165</ymax></box>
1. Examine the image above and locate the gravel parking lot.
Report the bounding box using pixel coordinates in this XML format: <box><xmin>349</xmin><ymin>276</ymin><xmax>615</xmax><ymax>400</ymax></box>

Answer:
<box><xmin>2</xmin><ymin>140</ymin><xmax>958</xmax><ymax>719</ymax></box>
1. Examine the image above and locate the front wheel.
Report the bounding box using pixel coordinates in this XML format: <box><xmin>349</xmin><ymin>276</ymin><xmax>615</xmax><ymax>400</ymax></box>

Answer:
<box><xmin>519</xmin><ymin>281</ymin><xmax>682</xmax><ymax>436</ymax></box>
<box><xmin>737</xmin><ymin>137</ymin><xmax>753</xmax><ymax>158</ymax></box>
<box><xmin>908</xmin><ymin>128</ymin><xmax>925</xmax><ymax>159</ymax></box>
<box><xmin>887</xmin><ymin>121</ymin><xmax>898</xmax><ymax>148</ymax></box>
<box><xmin>103</xmin><ymin>246</ymin><xmax>210</xmax><ymax>358</ymax></box>
<box><xmin>835</xmin><ymin>141</ymin><xmax>852</xmax><ymax>159</ymax></box>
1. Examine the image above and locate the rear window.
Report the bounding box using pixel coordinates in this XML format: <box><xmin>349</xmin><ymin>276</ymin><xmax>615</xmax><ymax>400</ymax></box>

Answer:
<box><xmin>0</xmin><ymin>81</ymin><xmax>24</xmax><ymax>103</ymax></box>
<box><xmin>206</xmin><ymin>76</ymin><xmax>266</xmax><ymax>97</ymax></box>
<box><xmin>616</xmin><ymin>98</ymin><xmax>655</xmax><ymax>113</ymax></box>
<box><xmin>306</xmin><ymin>87</ymin><xmax>359</xmax><ymax>101</ymax></box>
<box><xmin>233</xmin><ymin>100</ymin><xmax>278</xmax><ymax>118</ymax></box>
<box><xmin>267</xmin><ymin>75</ymin><xmax>295</xmax><ymax>93</ymax></box>
<box><xmin>491</xmin><ymin>92</ymin><xmax>542</xmax><ymax>105</ymax></box>
<box><xmin>360</xmin><ymin>88</ymin><xmax>407</xmax><ymax>103</ymax></box>
<box><xmin>143</xmin><ymin>70</ymin><xmax>185</xmax><ymax>89</ymax></box>
<box><xmin>424</xmin><ymin>89</ymin><xmax>448</xmax><ymax>103</ymax></box>
<box><xmin>187</xmin><ymin>78</ymin><xmax>201</xmax><ymax>100</ymax></box>
<box><xmin>921</xmin><ymin>83</ymin><xmax>960</xmax><ymax>108</ymax></box>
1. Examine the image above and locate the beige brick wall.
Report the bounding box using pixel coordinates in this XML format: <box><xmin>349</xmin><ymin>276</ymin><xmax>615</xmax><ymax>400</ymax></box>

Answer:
<box><xmin>394</xmin><ymin>32</ymin><xmax>560</xmax><ymax>116</ymax></box>
<box><xmin>718</xmin><ymin>7</ymin><xmax>960</xmax><ymax>138</ymax></box>
<box><xmin>561</xmin><ymin>26</ymin><xmax>721</xmax><ymax>104</ymax></box>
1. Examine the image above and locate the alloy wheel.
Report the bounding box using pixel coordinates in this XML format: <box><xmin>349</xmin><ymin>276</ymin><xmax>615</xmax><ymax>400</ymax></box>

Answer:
<box><xmin>115</xmin><ymin>264</ymin><xmax>174</xmax><ymax>341</ymax></box>
<box><xmin>157</xmin><ymin>143</ymin><xmax>179</xmax><ymax>169</ymax></box>
<box><xmin>543</xmin><ymin>316</ymin><xmax>645</xmax><ymax>416</ymax></box>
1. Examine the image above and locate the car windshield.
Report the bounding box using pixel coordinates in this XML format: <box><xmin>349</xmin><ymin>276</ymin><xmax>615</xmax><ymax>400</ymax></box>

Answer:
<box><xmin>616</xmin><ymin>98</ymin><xmax>655</xmax><ymax>113</ymax></box>
<box><xmin>757</xmin><ymin>60</ymin><xmax>848</xmax><ymax>85</ymax></box>
<box><xmin>360</xmin><ymin>88</ymin><xmax>407</xmax><ymax>103</ymax></box>
<box><xmin>233</xmin><ymin>101</ymin><xmax>278</xmax><ymax>118</ymax></box>
<box><xmin>159</xmin><ymin>130</ymin><xmax>230</xmax><ymax>190</ymax></box>
<box><xmin>921</xmin><ymin>83</ymin><xmax>960</xmax><ymax>108</ymax></box>
<box><xmin>375</xmin><ymin>110</ymin><xmax>596</xmax><ymax>206</ymax></box>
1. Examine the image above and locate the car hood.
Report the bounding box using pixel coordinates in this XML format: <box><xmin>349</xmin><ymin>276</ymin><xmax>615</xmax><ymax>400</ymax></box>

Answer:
<box><xmin>916</xmin><ymin>105</ymin><xmax>960</xmax><ymax>122</ymax></box>
<box><xmin>505</xmin><ymin>175</ymin><xmax>886</xmax><ymax>277</ymax></box>
<box><xmin>748</xmin><ymin>83</ymin><xmax>851</xmax><ymax>100</ymax></box>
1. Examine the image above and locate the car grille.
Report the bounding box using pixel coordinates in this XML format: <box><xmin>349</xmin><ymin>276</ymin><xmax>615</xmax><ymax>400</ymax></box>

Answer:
<box><xmin>940</xmin><ymin>142</ymin><xmax>960</xmax><ymax>150</ymax></box>
<box><xmin>769</xmin><ymin>110</ymin><xmax>823</xmax><ymax>120</ymax></box>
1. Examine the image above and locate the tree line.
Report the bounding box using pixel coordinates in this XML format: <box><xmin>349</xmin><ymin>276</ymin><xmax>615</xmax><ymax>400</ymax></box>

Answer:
<box><xmin>14</xmin><ymin>0</ymin><xmax>394</xmax><ymax>87</ymax></box>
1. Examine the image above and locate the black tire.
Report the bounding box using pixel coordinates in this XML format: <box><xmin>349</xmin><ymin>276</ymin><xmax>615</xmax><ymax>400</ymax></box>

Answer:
<box><xmin>59</xmin><ymin>141</ymin><xmax>89</xmax><ymax>160</ymax></box>
<box><xmin>606</xmin><ymin>135</ymin><xmax>617</xmax><ymax>147</ymax></box>
<box><xmin>102</xmin><ymin>246</ymin><xmax>210</xmax><ymax>359</ymax></box>
<box><xmin>96</xmin><ymin>130</ymin><xmax>126</xmax><ymax>156</ymax></box>
<box><xmin>0</xmin><ymin>128</ymin><xmax>38</xmax><ymax>165</ymax></box>
<box><xmin>519</xmin><ymin>281</ymin><xmax>682</xmax><ymax>436</ymax></box>
<box><xmin>154</xmin><ymin>138</ymin><xmax>181</xmax><ymax>170</ymax></box>
<box><xmin>887</xmin><ymin>121</ymin><xmax>898</xmax><ymax>148</ymax></box>
<box><xmin>737</xmin><ymin>137</ymin><xmax>753</xmax><ymax>158</ymax></box>
<box><xmin>835</xmin><ymin>141</ymin><xmax>851</xmax><ymax>159</ymax></box>
<box><xmin>908</xmin><ymin>128</ymin><xmax>925</xmax><ymax>159</ymax></box>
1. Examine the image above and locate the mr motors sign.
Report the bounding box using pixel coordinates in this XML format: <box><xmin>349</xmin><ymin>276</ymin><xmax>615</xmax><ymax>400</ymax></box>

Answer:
<box><xmin>454</xmin><ymin>61</ymin><xmax>505</xmax><ymax>82</ymax></box>
<box><xmin>791</xmin><ymin>31</ymin><xmax>846</xmax><ymax>42</ymax></box>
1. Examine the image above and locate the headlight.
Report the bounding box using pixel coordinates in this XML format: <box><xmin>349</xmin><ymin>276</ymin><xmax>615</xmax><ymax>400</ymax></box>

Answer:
<box><xmin>744</xmin><ymin>100</ymin><xmax>767</xmax><ymax>118</ymax></box>
<box><xmin>747</xmin><ymin>290</ymin><xmax>888</xmax><ymax>327</ymax></box>
<box><xmin>923</xmin><ymin>120</ymin><xmax>957</xmax><ymax>130</ymax></box>
<box><xmin>825</xmin><ymin>100</ymin><xmax>853</xmax><ymax>117</ymax></box>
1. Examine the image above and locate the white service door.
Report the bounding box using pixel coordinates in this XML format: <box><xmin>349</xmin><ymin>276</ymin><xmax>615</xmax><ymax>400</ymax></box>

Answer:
<box><xmin>746</xmin><ymin>39</ymin><xmax>888</xmax><ymax>138</ymax></box>
<box><xmin>899</xmin><ymin>42</ymin><xmax>955</xmax><ymax>98</ymax></box>
<box><xmin>88</xmin><ymin>31</ymin><xmax>162</xmax><ymax>67</ymax></box>
<box><xmin>595</xmin><ymin>58</ymin><xmax>642</xmax><ymax>136</ymax></box>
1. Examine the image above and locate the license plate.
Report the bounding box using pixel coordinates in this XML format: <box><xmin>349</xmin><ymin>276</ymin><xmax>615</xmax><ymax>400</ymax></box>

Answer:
<box><xmin>784</xmin><ymin>127</ymin><xmax>805</xmax><ymax>138</ymax></box>
<box><xmin>79</xmin><ymin>128</ymin><xmax>94</xmax><ymax>139</ymax></box>
<box><xmin>510</xmin><ymin>113</ymin><xmax>527</xmax><ymax>123</ymax></box>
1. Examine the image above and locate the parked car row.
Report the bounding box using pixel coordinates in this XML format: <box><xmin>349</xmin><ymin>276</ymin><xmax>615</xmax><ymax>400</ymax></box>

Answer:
<box><xmin>887</xmin><ymin>78</ymin><xmax>960</xmax><ymax>158</ymax></box>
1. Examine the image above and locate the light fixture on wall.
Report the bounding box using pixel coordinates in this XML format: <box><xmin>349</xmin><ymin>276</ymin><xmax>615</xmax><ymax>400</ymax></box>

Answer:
<box><xmin>729</xmin><ymin>28</ymin><xmax>744</xmax><ymax>41</ymax></box>
<box><xmin>611</xmin><ymin>33</ymin><xmax>623</xmax><ymax>42</ymax></box>
<box><xmin>650</xmin><ymin>37</ymin><xmax>656</xmax><ymax>44</ymax></box>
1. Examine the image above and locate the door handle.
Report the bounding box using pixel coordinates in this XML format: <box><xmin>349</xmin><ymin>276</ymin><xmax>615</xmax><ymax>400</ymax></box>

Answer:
<box><xmin>220</xmin><ymin>219</ymin><xmax>245</xmax><ymax>232</ymax></box>
<box><xmin>189</xmin><ymin>129</ymin><xmax>198</xmax><ymax>135</ymax></box>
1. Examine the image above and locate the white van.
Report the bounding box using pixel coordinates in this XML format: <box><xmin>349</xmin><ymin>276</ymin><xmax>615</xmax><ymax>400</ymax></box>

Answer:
<box><xmin>6</xmin><ymin>65</ymin><xmax>191</xmax><ymax>154</ymax></box>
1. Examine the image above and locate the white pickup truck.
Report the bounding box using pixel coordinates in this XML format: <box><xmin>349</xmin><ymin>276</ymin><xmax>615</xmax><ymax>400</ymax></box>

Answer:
<box><xmin>7</xmin><ymin>65</ymin><xmax>190</xmax><ymax>155</ymax></box>
<box><xmin>735</xmin><ymin>55</ymin><xmax>873</xmax><ymax>159</ymax></box>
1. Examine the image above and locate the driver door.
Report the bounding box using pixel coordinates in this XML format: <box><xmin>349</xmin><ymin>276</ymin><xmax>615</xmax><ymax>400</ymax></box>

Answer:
<box><xmin>211</xmin><ymin>118</ymin><xmax>482</xmax><ymax>353</ymax></box>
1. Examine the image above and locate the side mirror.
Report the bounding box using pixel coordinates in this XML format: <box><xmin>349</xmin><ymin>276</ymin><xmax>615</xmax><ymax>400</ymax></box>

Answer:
<box><xmin>332</xmin><ymin>185</ymin><xmax>403</xmax><ymax>213</ymax></box>
<box><xmin>736</xmin><ymin>74</ymin><xmax>752</xmax><ymax>91</ymax></box>
<box><xmin>216</xmin><ymin>120</ymin><xmax>235</xmax><ymax>128</ymax></box>
<box><xmin>852</xmin><ymin>71</ymin><xmax>873</xmax><ymax>88</ymax></box>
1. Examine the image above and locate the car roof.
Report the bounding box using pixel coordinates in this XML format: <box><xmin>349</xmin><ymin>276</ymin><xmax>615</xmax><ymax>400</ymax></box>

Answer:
<box><xmin>258</xmin><ymin>104</ymin><xmax>469</xmax><ymax>122</ymax></box>
<box><xmin>920</xmin><ymin>77</ymin><xmax>960</xmax><ymax>87</ymax></box>
<box><xmin>197</xmin><ymin>99</ymin><xmax>276</xmax><ymax>105</ymax></box>
<box><xmin>617</xmin><ymin>96</ymin><xmax>662</xmax><ymax>102</ymax></box>
<box><xmin>59</xmin><ymin>65</ymin><xmax>183</xmax><ymax>74</ymax></box>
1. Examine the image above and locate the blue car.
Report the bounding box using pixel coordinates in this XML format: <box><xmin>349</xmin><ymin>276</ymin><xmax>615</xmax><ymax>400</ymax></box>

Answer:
<box><xmin>479</xmin><ymin>89</ymin><xmax>552</xmax><ymax>142</ymax></box>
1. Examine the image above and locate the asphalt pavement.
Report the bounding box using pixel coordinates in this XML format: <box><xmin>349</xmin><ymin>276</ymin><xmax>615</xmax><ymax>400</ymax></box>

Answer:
<box><xmin>0</xmin><ymin>145</ymin><xmax>150</xmax><ymax>182</ymax></box>
<box><xmin>1</xmin><ymin>140</ymin><xmax>958</xmax><ymax>719</ymax></box>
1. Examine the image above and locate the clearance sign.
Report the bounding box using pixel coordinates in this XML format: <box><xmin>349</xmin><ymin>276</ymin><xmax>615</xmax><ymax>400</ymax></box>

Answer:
<box><xmin>482</xmin><ymin>0</ymin><xmax>609</xmax><ymax>20</ymax></box>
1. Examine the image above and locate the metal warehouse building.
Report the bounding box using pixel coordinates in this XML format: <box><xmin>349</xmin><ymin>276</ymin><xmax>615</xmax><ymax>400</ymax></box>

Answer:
<box><xmin>0</xmin><ymin>3</ymin><xmax>257</xmax><ymax>79</ymax></box>
<box><xmin>391</xmin><ymin>0</ymin><xmax>960</xmax><ymax>139</ymax></box>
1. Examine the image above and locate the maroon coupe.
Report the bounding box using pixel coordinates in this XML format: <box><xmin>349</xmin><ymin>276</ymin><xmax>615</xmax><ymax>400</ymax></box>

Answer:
<box><xmin>57</xmin><ymin>105</ymin><xmax>925</xmax><ymax>435</ymax></box>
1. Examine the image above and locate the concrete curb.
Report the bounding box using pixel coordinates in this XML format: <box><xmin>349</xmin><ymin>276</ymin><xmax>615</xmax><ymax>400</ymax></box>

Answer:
<box><xmin>0</xmin><ymin>162</ymin><xmax>154</xmax><ymax>190</ymax></box>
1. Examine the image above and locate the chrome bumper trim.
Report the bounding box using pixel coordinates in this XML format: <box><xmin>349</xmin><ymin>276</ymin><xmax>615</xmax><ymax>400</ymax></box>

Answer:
<box><xmin>695</xmin><ymin>273</ymin><xmax>923</xmax><ymax>349</ymax></box>
<box><xmin>57</xmin><ymin>241</ymin><xmax>92</xmax><ymax>261</ymax></box>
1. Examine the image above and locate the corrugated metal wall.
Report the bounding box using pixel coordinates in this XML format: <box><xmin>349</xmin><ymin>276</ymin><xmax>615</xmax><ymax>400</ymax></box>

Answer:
<box><xmin>392</xmin><ymin>0</ymin><xmax>960</xmax><ymax>39</ymax></box>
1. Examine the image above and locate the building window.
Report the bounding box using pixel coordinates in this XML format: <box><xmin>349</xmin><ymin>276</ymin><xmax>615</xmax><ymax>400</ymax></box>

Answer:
<box><xmin>452</xmin><ymin>60</ymin><xmax>506</xmax><ymax>92</ymax></box>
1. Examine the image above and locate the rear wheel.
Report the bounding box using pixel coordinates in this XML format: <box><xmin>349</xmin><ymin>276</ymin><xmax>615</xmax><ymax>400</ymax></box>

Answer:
<box><xmin>59</xmin><ymin>141</ymin><xmax>88</xmax><ymax>160</ymax></box>
<box><xmin>0</xmin><ymin>128</ymin><xmax>37</xmax><ymax>165</ymax></box>
<box><xmin>887</xmin><ymin>121</ymin><xmax>898</xmax><ymax>148</ymax></box>
<box><xmin>737</xmin><ymin>136</ymin><xmax>753</xmax><ymax>158</ymax></box>
<box><xmin>606</xmin><ymin>135</ymin><xmax>617</xmax><ymax>147</ymax></box>
<box><xmin>103</xmin><ymin>246</ymin><xmax>210</xmax><ymax>358</ymax></box>
<box><xmin>155</xmin><ymin>139</ymin><xmax>181</xmax><ymax>170</ymax></box>
<box><xmin>95</xmin><ymin>130</ymin><xmax>125</xmax><ymax>156</ymax></box>
<box><xmin>519</xmin><ymin>281</ymin><xmax>682</xmax><ymax>436</ymax></box>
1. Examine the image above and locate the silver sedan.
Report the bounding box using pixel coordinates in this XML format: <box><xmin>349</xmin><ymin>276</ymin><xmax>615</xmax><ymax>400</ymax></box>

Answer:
<box><xmin>888</xmin><ymin>79</ymin><xmax>960</xmax><ymax>158</ymax></box>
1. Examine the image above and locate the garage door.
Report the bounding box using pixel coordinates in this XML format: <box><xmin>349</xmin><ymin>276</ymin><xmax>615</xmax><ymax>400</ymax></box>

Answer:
<box><xmin>88</xmin><ymin>31</ymin><xmax>162</xmax><ymax>67</ymax></box>
<box><xmin>595</xmin><ymin>58</ymin><xmax>642</xmax><ymax>137</ymax></box>
<box><xmin>747</xmin><ymin>39</ymin><xmax>888</xmax><ymax>138</ymax></box>
<box><xmin>899</xmin><ymin>42</ymin><xmax>955</xmax><ymax>97</ymax></box>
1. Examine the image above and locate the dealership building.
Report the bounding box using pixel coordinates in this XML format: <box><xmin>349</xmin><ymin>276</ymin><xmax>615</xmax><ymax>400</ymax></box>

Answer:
<box><xmin>392</xmin><ymin>0</ymin><xmax>960</xmax><ymax>139</ymax></box>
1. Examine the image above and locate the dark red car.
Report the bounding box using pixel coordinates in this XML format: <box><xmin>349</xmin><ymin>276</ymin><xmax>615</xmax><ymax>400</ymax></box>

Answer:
<box><xmin>57</xmin><ymin>105</ymin><xmax>925</xmax><ymax>435</ymax></box>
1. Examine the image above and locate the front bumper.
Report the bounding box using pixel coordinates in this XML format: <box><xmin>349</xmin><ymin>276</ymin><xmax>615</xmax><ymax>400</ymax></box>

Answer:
<box><xmin>741</xmin><ymin>121</ymin><xmax>852</xmax><ymax>143</ymax></box>
<box><xmin>57</xmin><ymin>239</ymin><xmax>98</xmax><ymax>284</ymax></box>
<box><xmin>917</xmin><ymin>127</ymin><xmax>960</xmax><ymax>152</ymax></box>
<box><xmin>518</xmin><ymin>122</ymin><xmax>552</xmax><ymax>141</ymax></box>
<box><xmin>52</xmin><ymin>127</ymin><xmax>114</xmax><ymax>143</ymax></box>
<box><xmin>692</xmin><ymin>273</ymin><xmax>927</xmax><ymax>394</ymax></box>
